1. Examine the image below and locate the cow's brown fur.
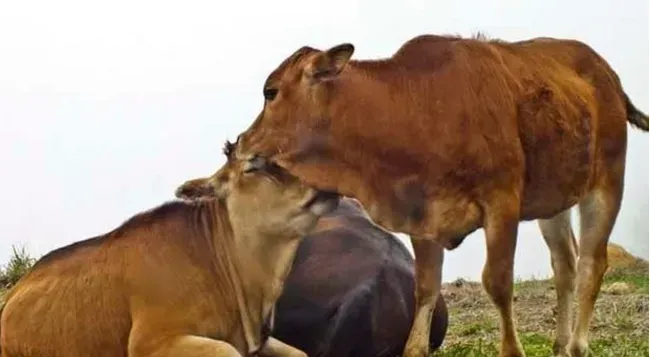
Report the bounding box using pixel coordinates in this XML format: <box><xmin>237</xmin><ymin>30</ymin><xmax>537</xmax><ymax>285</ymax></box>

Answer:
<box><xmin>0</xmin><ymin>142</ymin><xmax>339</xmax><ymax>357</ymax></box>
<box><xmin>226</xmin><ymin>34</ymin><xmax>648</xmax><ymax>357</ymax></box>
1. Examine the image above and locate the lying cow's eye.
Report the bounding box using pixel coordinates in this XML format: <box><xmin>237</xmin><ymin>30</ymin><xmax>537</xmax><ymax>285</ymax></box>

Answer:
<box><xmin>243</xmin><ymin>167</ymin><xmax>259</xmax><ymax>174</ymax></box>
<box><xmin>263</xmin><ymin>88</ymin><xmax>279</xmax><ymax>101</ymax></box>
<box><xmin>244</xmin><ymin>155</ymin><xmax>266</xmax><ymax>174</ymax></box>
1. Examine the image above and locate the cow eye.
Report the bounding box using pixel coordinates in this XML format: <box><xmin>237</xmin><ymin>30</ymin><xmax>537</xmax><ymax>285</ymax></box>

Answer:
<box><xmin>244</xmin><ymin>155</ymin><xmax>266</xmax><ymax>174</ymax></box>
<box><xmin>263</xmin><ymin>88</ymin><xmax>278</xmax><ymax>101</ymax></box>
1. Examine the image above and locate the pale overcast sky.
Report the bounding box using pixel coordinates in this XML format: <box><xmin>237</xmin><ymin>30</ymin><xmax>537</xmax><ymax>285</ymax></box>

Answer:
<box><xmin>0</xmin><ymin>0</ymin><xmax>647</xmax><ymax>282</ymax></box>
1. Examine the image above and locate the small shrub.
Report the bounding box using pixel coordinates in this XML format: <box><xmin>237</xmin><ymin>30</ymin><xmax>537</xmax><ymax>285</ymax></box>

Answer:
<box><xmin>0</xmin><ymin>245</ymin><xmax>36</xmax><ymax>288</ymax></box>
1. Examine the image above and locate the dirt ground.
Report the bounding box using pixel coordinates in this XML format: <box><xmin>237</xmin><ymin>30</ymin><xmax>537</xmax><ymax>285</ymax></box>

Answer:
<box><xmin>435</xmin><ymin>260</ymin><xmax>649</xmax><ymax>356</ymax></box>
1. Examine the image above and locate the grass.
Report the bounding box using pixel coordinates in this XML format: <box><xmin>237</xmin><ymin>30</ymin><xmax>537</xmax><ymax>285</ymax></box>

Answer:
<box><xmin>433</xmin><ymin>262</ymin><xmax>649</xmax><ymax>357</ymax></box>
<box><xmin>433</xmin><ymin>332</ymin><xmax>648</xmax><ymax>357</ymax></box>
<box><xmin>0</xmin><ymin>245</ymin><xmax>36</xmax><ymax>290</ymax></box>
<box><xmin>0</xmin><ymin>246</ymin><xmax>647</xmax><ymax>357</ymax></box>
<box><xmin>603</xmin><ymin>264</ymin><xmax>649</xmax><ymax>292</ymax></box>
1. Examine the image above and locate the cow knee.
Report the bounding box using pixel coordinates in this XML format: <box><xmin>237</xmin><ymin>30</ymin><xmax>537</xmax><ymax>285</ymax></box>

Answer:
<box><xmin>258</xmin><ymin>337</ymin><xmax>307</xmax><ymax>357</ymax></box>
<box><xmin>482</xmin><ymin>263</ymin><xmax>514</xmax><ymax>308</ymax></box>
<box><xmin>130</xmin><ymin>335</ymin><xmax>242</xmax><ymax>357</ymax></box>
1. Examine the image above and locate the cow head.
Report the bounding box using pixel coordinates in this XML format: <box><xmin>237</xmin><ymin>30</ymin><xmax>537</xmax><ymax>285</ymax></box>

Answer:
<box><xmin>176</xmin><ymin>140</ymin><xmax>340</xmax><ymax>236</ymax></box>
<box><xmin>233</xmin><ymin>43</ymin><xmax>355</xmax><ymax>165</ymax></box>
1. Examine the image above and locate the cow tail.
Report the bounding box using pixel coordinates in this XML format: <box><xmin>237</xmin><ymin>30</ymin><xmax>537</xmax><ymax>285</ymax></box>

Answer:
<box><xmin>623</xmin><ymin>91</ymin><xmax>649</xmax><ymax>131</ymax></box>
<box><xmin>428</xmin><ymin>292</ymin><xmax>449</xmax><ymax>351</ymax></box>
<box><xmin>318</xmin><ymin>281</ymin><xmax>375</xmax><ymax>357</ymax></box>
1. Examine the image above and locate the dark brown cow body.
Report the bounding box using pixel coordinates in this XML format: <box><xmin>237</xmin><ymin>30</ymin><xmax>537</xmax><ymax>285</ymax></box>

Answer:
<box><xmin>222</xmin><ymin>34</ymin><xmax>648</xmax><ymax>357</ymax></box>
<box><xmin>0</xmin><ymin>144</ymin><xmax>339</xmax><ymax>357</ymax></box>
<box><xmin>269</xmin><ymin>198</ymin><xmax>448</xmax><ymax>357</ymax></box>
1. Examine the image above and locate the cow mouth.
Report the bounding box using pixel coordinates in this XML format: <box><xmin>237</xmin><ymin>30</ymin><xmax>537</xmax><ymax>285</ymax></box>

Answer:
<box><xmin>303</xmin><ymin>190</ymin><xmax>340</xmax><ymax>214</ymax></box>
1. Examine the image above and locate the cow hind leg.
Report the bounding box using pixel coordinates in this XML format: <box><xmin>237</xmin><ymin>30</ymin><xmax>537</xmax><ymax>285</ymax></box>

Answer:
<box><xmin>134</xmin><ymin>335</ymin><xmax>242</xmax><ymax>357</ymax></box>
<box><xmin>481</xmin><ymin>192</ymin><xmax>525</xmax><ymax>357</ymax></box>
<box><xmin>403</xmin><ymin>239</ymin><xmax>444</xmax><ymax>357</ymax></box>
<box><xmin>569</xmin><ymin>179</ymin><xmax>623</xmax><ymax>357</ymax></box>
<box><xmin>538</xmin><ymin>209</ymin><xmax>578</xmax><ymax>357</ymax></box>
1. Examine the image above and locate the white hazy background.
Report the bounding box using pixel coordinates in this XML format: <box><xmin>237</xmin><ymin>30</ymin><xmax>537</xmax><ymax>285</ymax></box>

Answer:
<box><xmin>1</xmin><ymin>0</ymin><xmax>648</xmax><ymax>282</ymax></box>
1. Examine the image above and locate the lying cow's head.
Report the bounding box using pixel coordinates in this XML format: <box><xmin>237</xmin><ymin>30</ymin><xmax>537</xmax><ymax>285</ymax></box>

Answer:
<box><xmin>234</xmin><ymin>43</ymin><xmax>356</xmax><ymax>163</ymax></box>
<box><xmin>176</xmin><ymin>140</ymin><xmax>340</xmax><ymax>236</ymax></box>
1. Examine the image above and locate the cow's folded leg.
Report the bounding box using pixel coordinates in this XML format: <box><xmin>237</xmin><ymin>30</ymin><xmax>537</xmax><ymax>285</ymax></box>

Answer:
<box><xmin>257</xmin><ymin>337</ymin><xmax>307</xmax><ymax>357</ymax></box>
<box><xmin>132</xmin><ymin>335</ymin><xmax>242</xmax><ymax>357</ymax></box>
<box><xmin>403</xmin><ymin>238</ymin><xmax>444</xmax><ymax>357</ymax></box>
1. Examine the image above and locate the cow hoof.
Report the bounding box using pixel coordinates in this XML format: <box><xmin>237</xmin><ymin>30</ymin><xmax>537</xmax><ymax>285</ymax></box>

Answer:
<box><xmin>402</xmin><ymin>347</ymin><xmax>428</xmax><ymax>357</ymax></box>
<box><xmin>552</xmin><ymin>350</ymin><xmax>571</xmax><ymax>357</ymax></box>
<box><xmin>552</xmin><ymin>349</ymin><xmax>571</xmax><ymax>357</ymax></box>
<box><xmin>568</xmin><ymin>342</ymin><xmax>589</xmax><ymax>357</ymax></box>
<box><xmin>499</xmin><ymin>352</ymin><xmax>526</xmax><ymax>357</ymax></box>
<box><xmin>551</xmin><ymin>341</ymin><xmax>571</xmax><ymax>357</ymax></box>
<box><xmin>499</xmin><ymin>345</ymin><xmax>526</xmax><ymax>357</ymax></box>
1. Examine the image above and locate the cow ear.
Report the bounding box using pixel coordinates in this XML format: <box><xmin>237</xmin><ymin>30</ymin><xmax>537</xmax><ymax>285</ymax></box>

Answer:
<box><xmin>175</xmin><ymin>177</ymin><xmax>213</xmax><ymax>200</ymax></box>
<box><xmin>309</xmin><ymin>43</ymin><xmax>355</xmax><ymax>82</ymax></box>
<box><xmin>212</xmin><ymin>172</ymin><xmax>231</xmax><ymax>200</ymax></box>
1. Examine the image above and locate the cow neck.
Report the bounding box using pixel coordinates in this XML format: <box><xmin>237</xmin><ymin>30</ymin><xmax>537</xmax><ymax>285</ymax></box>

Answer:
<box><xmin>234</xmin><ymin>230</ymin><xmax>303</xmax><ymax>355</ymax></box>
<box><xmin>243</xmin><ymin>231</ymin><xmax>302</xmax><ymax>300</ymax></box>
<box><xmin>192</xmin><ymin>201</ymin><xmax>254</xmax><ymax>354</ymax></box>
<box><xmin>205</xmin><ymin>203</ymin><xmax>302</xmax><ymax>355</ymax></box>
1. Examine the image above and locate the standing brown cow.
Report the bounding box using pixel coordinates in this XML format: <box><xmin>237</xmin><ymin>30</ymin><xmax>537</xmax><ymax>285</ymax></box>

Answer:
<box><xmin>219</xmin><ymin>34</ymin><xmax>648</xmax><ymax>357</ymax></box>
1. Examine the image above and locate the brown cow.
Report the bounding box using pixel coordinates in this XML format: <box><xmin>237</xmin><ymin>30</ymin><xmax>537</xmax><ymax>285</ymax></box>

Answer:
<box><xmin>0</xmin><ymin>141</ymin><xmax>339</xmax><ymax>357</ymax></box>
<box><xmin>220</xmin><ymin>34</ymin><xmax>649</xmax><ymax>357</ymax></box>
<box><xmin>177</xmin><ymin>181</ymin><xmax>449</xmax><ymax>356</ymax></box>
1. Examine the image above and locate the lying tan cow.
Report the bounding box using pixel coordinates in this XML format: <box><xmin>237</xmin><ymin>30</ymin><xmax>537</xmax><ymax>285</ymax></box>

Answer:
<box><xmin>0</xmin><ymin>141</ymin><xmax>339</xmax><ymax>357</ymax></box>
<box><xmin>176</xmin><ymin>180</ymin><xmax>450</xmax><ymax>357</ymax></box>
<box><xmin>219</xmin><ymin>34</ymin><xmax>649</xmax><ymax>357</ymax></box>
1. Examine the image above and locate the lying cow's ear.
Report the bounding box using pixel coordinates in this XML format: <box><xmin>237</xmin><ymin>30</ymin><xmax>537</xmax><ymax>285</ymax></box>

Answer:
<box><xmin>212</xmin><ymin>173</ymin><xmax>231</xmax><ymax>200</ymax></box>
<box><xmin>309</xmin><ymin>43</ymin><xmax>355</xmax><ymax>81</ymax></box>
<box><xmin>175</xmin><ymin>177</ymin><xmax>213</xmax><ymax>200</ymax></box>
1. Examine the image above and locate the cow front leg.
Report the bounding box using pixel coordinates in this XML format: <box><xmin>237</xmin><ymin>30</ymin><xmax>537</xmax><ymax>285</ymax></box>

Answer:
<box><xmin>131</xmin><ymin>335</ymin><xmax>242</xmax><ymax>357</ymax></box>
<box><xmin>403</xmin><ymin>238</ymin><xmax>444</xmax><ymax>357</ymax></box>
<box><xmin>257</xmin><ymin>337</ymin><xmax>307</xmax><ymax>357</ymax></box>
<box><xmin>481</xmin><ymin>194</ymin><xmax>525</xmax><ymax>357</ymax></box>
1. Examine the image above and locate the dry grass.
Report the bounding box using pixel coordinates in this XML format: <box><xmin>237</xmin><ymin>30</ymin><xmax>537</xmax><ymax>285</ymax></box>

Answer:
<box><xmin>433</xmin><ymin>261</ymin><xmax>649</xmax><ymax>357</ymax></box>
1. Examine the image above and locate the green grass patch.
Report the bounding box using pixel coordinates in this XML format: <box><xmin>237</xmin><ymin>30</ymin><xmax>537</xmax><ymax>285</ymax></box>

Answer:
<box><xmin>433</xmin><ymin>333</ymin><xmax>648</xmax><ymax>357</ymax></box>
<box><xmin>604</xmin><ymin>265</ymin><xmax>649</xmax><ymax>292</ymax></box>
<box><xmin>434</xmin><ymin>264</ymin><xmax>649</xmax><ymax>357</ymax></box>
<box><xmin>0</xmin><ymin>244</ymin><xmax>36</xmax><ymax>289</ymax></box>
